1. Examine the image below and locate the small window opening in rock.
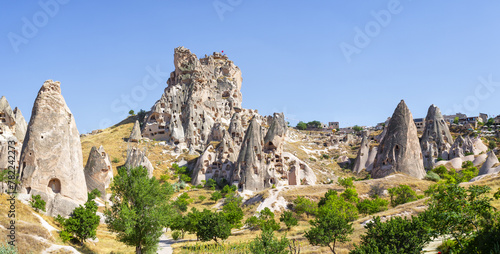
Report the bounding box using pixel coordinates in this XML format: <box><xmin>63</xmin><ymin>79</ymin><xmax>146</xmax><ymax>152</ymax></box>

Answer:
<box><xmin>26</xmin><ymin>187</ymin><xmax>31</xmax><ymax>194</ymax></box>
<box><xmin>48</xmin><ymin>178</ymin><xmax>61</xmax><ymax>193</ymax></box>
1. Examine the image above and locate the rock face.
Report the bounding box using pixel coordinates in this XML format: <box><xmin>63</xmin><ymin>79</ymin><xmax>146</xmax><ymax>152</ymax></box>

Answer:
<box><xmin>371</xmin><ymin>100</ymin><xmax>426</xmax><ymax>179</ymax></box>
<box><xmin>19</xmin><ymin>80</ymin><xmax>87</xmax><ymax>216</ymax></box>
<box><xmin>479</xmin><ymin>151</ymin><xmax>500</xmax><ymax>176</ymax></box>
<box><xmin>129</xmin><ymin>120</ymin><xmax>142</xmax><ymax>142</ymax></box>
<box><xmin>420</xmin><ymin>105</ymin><xmax>454</xmax><ymax>169</ymax></box>
<box><xmin>124</xmin><ymin>147</ymin><xmax>154</xmax><ymax>178</ymax></box>
<box><xmin>84</xmin><ymin>146</ymin><xmax>113</xmax><ymax>200</ymax></box>
<box><xmin>448</xmin><ymin>136</ymin><xmax>484</xmax><ymax>159</ymax></box>
<box><xmin>13</xmin><ymin>107</ymin><xmax>27</xmax><ymax>142</ymax></box>
<box><xmin>353</xmin><ymin>133</ymin><xmax>377</xmax><ymax>174</ymax></box>
<box><xmin>142</xmin><ymin>47</ymin><xmax>244</xmax><ymax>149</ymax></box>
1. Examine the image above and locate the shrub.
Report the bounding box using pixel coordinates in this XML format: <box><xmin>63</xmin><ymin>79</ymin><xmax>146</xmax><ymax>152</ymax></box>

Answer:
<box><xmin>321</xmin><ymin>154</ymin><xmax>330</xmax><ymax>160</ymax></box>
<box><xmin>387</xmin><ymin>185</ymin><xmax>417</xmax><ymax>207</ymax></box>
<box><xmin>369</xmin><ymin>184</ymin><xmax>385</xmax><ymax>198</ymax></box>
<box><xmin>59</xmin><ymin>230</ymin><xmax>73</xmax><ymax>243</ymax></box>
<box><xmin>356</xmin><ymin>197</ymin><xmax>389</xmax><ymax>215</ymax></box>
<box><xmin>249</xmin><ymin>229</ymin><xmax>290</xmax><ymax>254</ymax></box>
<box><xmin>210</xmin><ymin>191</ymin><xmax>222</xmax><ymax>202</ymax></box>
<box><xmin>30</xmin><ymin>195</ymin><xmax>46</xmax><ymax>212</ymax></box>
<box><xmin>338</xmin><ymin>177</ymin><xmax>354</xmax><ymax>189</ymax></box>
<box><xmin>489</xmin><ymin>140</ymin><xmax>497</xmax><ymax>150</ymax></box>
<box><xmin>425</xmin><ymin>172</ymin><xmax>441</xmax><ymax>182</ymax></box>
<box><xmin>160</xmin><ymin>174</ymin><xmax>169</xmax><ymax>183</ymax></box>
<box><xmin>245</xmin><ymin>208</ymin><xmax>280</xmax><ymax>232</ymax></box>
<box><xmin>112</xmin><ymin>157</ymin><xmax>120</xmax><ymax>163</ymax></box>
<box><xmin>293</xmin><ymin>196</ymin><xmax>318</xmax><ymax>217</ymax></box>
<box><xmin>280</xmin><ymin>211</ymin><xmax>298</xmax><ymax>230</ymax></box>
<box><xmin>198</xmin><ymin>195</ymin><xmax>206</xmax><ymax>203</ymax></box>
<box><xmin>341</xmin><ymin>188</ymin><xmax>359</xmax><ymax>204</ymax></box>
<box><xmin>353</xmin><ymin>125</ymin><xmax>363</xmax><ymax>132</ymax></box>
<box><xmin>171</xmin><ymin>230</ymin><xmax>181</xmax><ymax>241</ymax></box>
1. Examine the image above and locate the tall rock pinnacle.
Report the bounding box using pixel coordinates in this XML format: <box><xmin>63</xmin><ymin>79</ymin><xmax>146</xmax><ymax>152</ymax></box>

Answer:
<box><xmin>420</xmin><ymin>104</ymin><xmax>454</xmax><ymax>169</ymax></box>
<box><xmin>19</xmin><ymin>80</ymin><xmax>87</xmax><ymax>216</ymax></box>
<box><xmin>371</xmin><ymin>100</ymin><xmax>426</xmax><ymax>179</ymax></box>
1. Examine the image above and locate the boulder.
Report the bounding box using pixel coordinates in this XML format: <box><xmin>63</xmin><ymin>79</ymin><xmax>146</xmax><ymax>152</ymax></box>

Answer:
<box><xmin>84</xmin><ymin>146</ymin><xmax>113</xmax><ymax>200</ymax></box>
<box><xmin>371</xmin><ymin>100</ymin><xmax>426</xmax><ymax>179</ymax></box>
<box><xmin>19</xmin><ymin>80</ymin><xmax>87</xmax><ymax>216</ymax></box>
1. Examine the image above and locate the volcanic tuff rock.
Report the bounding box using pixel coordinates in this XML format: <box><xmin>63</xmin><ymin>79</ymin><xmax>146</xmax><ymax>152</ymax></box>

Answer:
<box><xmin>448</xmin><ymin>135</ymin><xmax>488</xmax><ymax>159</ymax></box>
<box><xmin>371</xmin><ymin>100</ymin><xmax>426</xmax><ymax>179</ymax></box>
<box><xmin>129</xmin><ymin>120</ymin><xmax>142</xmax><ymax>142</ymax></box>
<box><xmin>13</xmin><ymin>107</ymin><xmax>27</xmax><ymax>142</ymax></box>
<box><xmin>353</xmin><ymin>132</ymin><xmax>377</xmax><ymax>174</ymax></box>
<box><xmin>420</xmin><ymin>105</ymin><xmax>454</xmax><ymax>169</ymax></box>
<box><xmin>0</xmin><ymin>96</ymin><xmax>23</xmax><ymax>171</ymax></box>
<box><xmin>84</xmin><ymin>146</ymin><xmax>113</xmax><ymax>200</ymax></box>
<box><xmin>142</xmin><ymin>47</ymin><xmax>248</xmax><ymax>149</ymax></box>
<box><xmin>124</xmin><ymin>147</ymin><xmax>154</xmax><ymax>178</ymax></box>
<box><xmin>478</xmin><ymin>151</ymin><xmax>500</xmax><ymax>176</ymax></box>
<box><xmin>19</xmin><ymin>80</ymin><xmax>87</xmax><ymax>216</ymax></box>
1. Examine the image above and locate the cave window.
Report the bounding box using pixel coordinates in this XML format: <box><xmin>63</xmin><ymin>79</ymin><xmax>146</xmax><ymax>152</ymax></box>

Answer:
<box><xmin>48</xmin><ymin>178</ymin><xmax>61</xmax><ymax>193</ymax></box>
<box><xmin>0</xmin><ymin>128</ymin><xmax>2</xmax><ymax>134</ymax></box>
<box><xmin>26</xmin><ymin>187</ymin><xmax>31</xmax><ymax>194</ymax></box>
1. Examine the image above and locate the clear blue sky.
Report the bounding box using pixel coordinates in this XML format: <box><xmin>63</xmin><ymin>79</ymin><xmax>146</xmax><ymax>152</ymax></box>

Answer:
<box><xmin>2</xmin><ymin>1</ymin><xmax>500</xmax><ymax>133</ymax></box>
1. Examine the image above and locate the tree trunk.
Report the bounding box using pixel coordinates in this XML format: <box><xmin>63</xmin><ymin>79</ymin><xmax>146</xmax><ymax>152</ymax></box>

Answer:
<box><xmin>136</xmin><ymin>245</ymin><xmax>142</xmax><ymax>254</ymax></box>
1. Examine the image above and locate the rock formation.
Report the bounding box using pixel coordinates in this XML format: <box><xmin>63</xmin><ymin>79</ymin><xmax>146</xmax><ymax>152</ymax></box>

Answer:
<box><xmin>124</xmin><ymin>147</ymin><xmax>154</xmax><ymax>178</ymax></box>
<box><xmin>19</xmin><ymin>80</ymin><xmax>87</xmax><ymax>216</ymax></box>
<box><xmin>129</xmin><ymin>120</ymin><xmax>142</xmax><ymax>142</ymax></box>
<box><xmin>142</xmin><ymin>47</ymin><xmax>244</xmax><ymax>149</ymax></box>
<box><xmin>420</xmin><ymin>105</ymin><xmax>454</xmax><ymax>169</ymax></box>
<box><xmin>478</xmin><ymin>151</ymin><xmax>500</xmax><ymax>176</ymax></box>
<box><xmin>353</xmin><ymin>133</ymin><xmax>376</xmax><ymax>174</ymax></box>
<box><xmin>84</xmin><ymin>146</ymin><xmax>113</xmax><ymax>200</ymax></box>
<box><xmin>13</xmin><ymin>107</ymin><xmax>27</xmax><ymax>142</ymax></box>
<box><xmin>371</xmin><ymin>100</ymin><xmax>426</xmax><ymax>179</ymax></box>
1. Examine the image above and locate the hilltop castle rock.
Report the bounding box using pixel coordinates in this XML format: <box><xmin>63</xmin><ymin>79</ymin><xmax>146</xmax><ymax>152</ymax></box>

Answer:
<box><xmin>84</xmin><ymin>146</ymin><xmax>113</xmax><ymax>200</ymax></box>
<box><xmin>19</xmin><ymin>80</ymin><xmax>87</xmax><ymax>216</ymax></box>
<box><xmin>371</xmin><ymin>100</ymin><xmax>426</xmax><ymax>179</ymax></box>
<box><xmin>142</xmin><ymin>46</ymin><xmax>256</xmax><ymax>149</ymax></box>
<box><xmin>420</xmin><ymin>105</ymin><xmax>454</xmax><ymax>169</ymax></box>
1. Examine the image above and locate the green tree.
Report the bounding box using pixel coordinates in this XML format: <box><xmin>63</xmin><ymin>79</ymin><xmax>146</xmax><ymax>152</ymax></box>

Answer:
<box><xmin>171</xmin><ymin>163</ymin><xmax>191</xmax><ymax>183</ymax></box>
<box><xmin>454</xmin><ymin>116</ymin><xmax>459</xmax><ymax>124</ymax></box>
<box><xmin>423</xmin><ymin>183</ymin><xmax>496</xmax><ymax>252</ymax></box>
<box><xmin>58</xmin><ymin>189</ymin><xmax>101</xmax><ymax>245</ymax></box>
<box><xmin>305</xmin><ymin>190</ymin><xmax>357</xmax><ymax>254</ymax></box>
<box><xmin>198</xmin><ymin>195</ymin><xmax>206</xmax><ymax>203</ymax></box>
<box><xmin>105</xmin><ymin>166</ymin><xmax>174</xmax><ymax>254</ymax></box>
<box><xmin>280</xmin><ymin>211</ymin><xmax>298</xmax><ymax>230</ymax></box>
<box><xmin>129</xmin><ymin>110</ymin><xmax>135</xmax><ymax>115</ymax></box>
<box><xmin>387</xmin><ymin>185</ymin><xmax>417</xmax><ymax>207</ymax></box>
<box><xmin>169</xmin><ymin>214</ymin><xmax>189</xmax><ymax>239</ymax></box>
<box><xmin>249</xmin><ymin>229</ymin><xmax>290</xmax><ymax>254</ymax></box>
<box><xmin>245</xmin><ymin>208</ymin><xmax>280</xmax><ymax>232</ymax></box>
<box><xmin>341</xmin><ymin>188</ymin><xmax>359</xmax><ymax>204</ymax></box>
<box><xmin>486</xmin><ymin>118</ymin><xmax>495</xmax><ymax>126</ymax></box>
<box><xmin>296</xmin><ymin>121</ymin><xmax>307</xmax><ymax>130</ymax></box>
<box><xmin>293</xmin><ymin>196</ymin><xmax>318</xmax><ymax>217</ymax></box>
<box><xmin>352</xmin><ymin>125</ymin><xmax>363</xmax><ymax>132</ymax></box>
<box><xmin>222</xmin><ymin>194</ymin><xmax>244</xmax><ymax>229</ymax></box>
<box><xmin>205</xmin><ymin>178</ymin><xmax>217</xmax><ymax>189</ymax></box>
<box><xmin>173</xmin><ymin>192</ymin><xmax>191</xmax><ymax>212</ymax></box>
<box><xmin>195</xmin><ymin>209</ymin><xmax>231</xmax><ymax>244</ymax></box>
<box><xmin>307</xmin><ymin>120</ymin><xmax>322</xmax><ymax>129</ymax></box>
<box><xmin>350</xmin><ymin>216</ymin><xmax>431</xmax><ymax>254</ymax></box>
<box><xmin>29</xmin><ymin>194</ymin><xmax>46</xmax><ymax>212</ymax></box>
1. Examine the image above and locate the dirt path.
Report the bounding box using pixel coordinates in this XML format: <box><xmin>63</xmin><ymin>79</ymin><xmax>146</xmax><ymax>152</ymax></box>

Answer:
<box><xmin>157</xmin><ymin>232</ymin><xmax>174</xmax><ymax>254</ymax></box>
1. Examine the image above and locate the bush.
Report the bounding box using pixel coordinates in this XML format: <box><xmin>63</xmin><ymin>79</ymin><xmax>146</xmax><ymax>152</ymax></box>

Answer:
<box><xmin>245</xmin><ymin>208</ymin><xmax>280</xmax><ymax>232</ymax></box>
<box><xmin>489</xmin><ymin>140</ymin><xmax>497</xmax><ymax>150</ymax></box>
<box><xmin>171</xmin><ymin>230</ymin><xmax>181</xmax><ymax>241</ymax></box>
<box><xmin>210</xmin><ymin>191</ymin><xmax>222</xmax><ymax>202</ymax></box>
<box><xmin>293</xmin><ymin>196</ymin><xmax>318</xmax><ymax>217</ymax></box>
<box><xmin>321</xmin><ymin>154</ymin><xmax>330</xmax><ymax>160</ymax></box>
<box><xmin>338</xmin><ymin>177</ymin><xmax>354</xmax><ymax>189</ymax></box>
<box><xmin>387</xmin><ymin>185</ymin><xmax>417</xmax><ymax>207</ymax></box>
<box><xmin>112</xmin><ymin>157</ymin><xmax>120</xmax><ymax>163</ymax></box>
<box><xmin>128</xmin><ymin>110</ymin><xmax>135</xmax><ymax>115</ymax></box>
<box><xmin>280</xmin><ymin>211</ymin><xmax>298</xmax><ymax>230</ymax></box>
<box><xmin>356</xmin><ymin>197</ymin><xmax>389</xmax><ymax>215</ymax></box>
<box><xmin>341</xmin><ymin>188</ymin><xmax>359</xmax><ymax>204</ymax></box>
<box><xmin>353</xmin><ymin>125</ymin><xmax>363</xmax><ymax>132</ymax></box>
<box><xmin>369</xmin><ymin>184</ymin><xmax>385</xmax><ymax>198</ymax></box>
<box><xmin>198</xmin><ymin>195</ymin><xmax>206</xmax><ymax>203</ymax></box>
<box><xmin>425</xmin><ymin>172</ymin><xmax>441</xmax><ymax>182</ymax></box>
<box><xmin>30</xmin><ymin>195</ymin><xmax>46</xmax><ymax>212</ymax></box>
